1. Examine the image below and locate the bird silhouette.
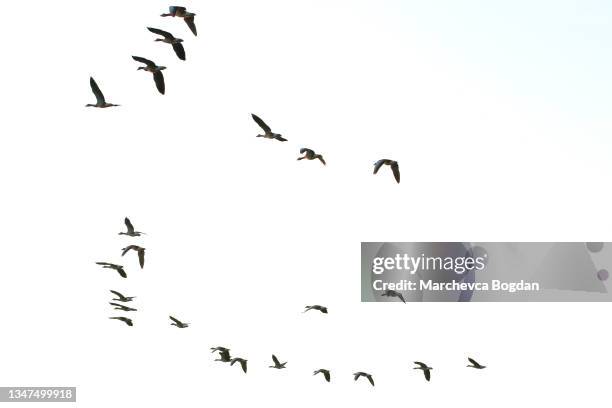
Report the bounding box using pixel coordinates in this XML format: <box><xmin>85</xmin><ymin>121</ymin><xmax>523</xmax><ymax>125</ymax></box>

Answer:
<box><xmin>303</xmin><ymin>305</ymin><xmax>328</xmax><ymax>314</ymax></box>
<box><xmin>215</xmin><ymin>349</ymin><xmax>232</xmax><ymax>362</ymax></box>
<box><xmin>313</xmin><ymin>369</ymin><xmax>331</xmax><ymax>382</ymax></box>
<box><xmin>353</xmin><ymin>372</ymin><xmax>374</xmax><ymax>386</ymax></box>
<box><xmin>169</xmin><ymin>315</ymin><xmax>189</xmax><ymax>328</ymax></box>
<box><xmin>96</xmin><ymin>262</ymin><xmax>127</xmax><ymax>278</ymax></box>
<box><xmin>121</xmin><ymin>245</ymin><xmax>145</xmax><ymax>269</ymax></box>
<box><xmin>147</xmin><ymin>27</ymin><xmax>186</xmax><ymax>61</ymax></box>
<box><xmin>110</xmin><ymin>290</ymin><xmax>135</xmax><ymax>302</ymax></box>
<box><xmin>86</xmin><ymin>77</ymin><xmax>119</xmax><ymax>108</ymax></box>
<box><xmin>381</xmin><ymin>289</ymin><xmax>406</xmax><ymax>303</ymax></box>
<box><xmin>109</xmin><ymin>316</ymin><xmax>133</xmax><ymax>326</ymax></box>
<box><xmin>251</xmin><ymin>114</ymin><xmax>287</xmax><ymax>141</ymax></box>
<box><xmin>160</xmin><ymin>6</ymin><xmax>197</xmax><ymax>36</ymax></box>
<box><xmin>119</xmin><ymin>218</ymin><xmax>145</xmax><ymax>237</ymax></box>
<box><xmin>269</xmin><ymin>354</ymin><xmax>287</xmax><ymax>369</ymax></box>
<box><xmin>109</xmin><ymin>302</ymin><xmax>137</xmax><ymax>312</ymax></box>
<box><xmin>413</xmin><ymin>361</ymin><xmax>433</xmax><ymax>381</ymax></box>
<box><xmin>210</xmin><ymin>346</ymin><xmax>230</xmax><ymax>354</ymax></box>
<box><xmin>467</xmin><ymin>357</ymin><xmax>486</xmax><ymax>369</ymax></box>
<box><xmin>298</xmin><ymin>148</ymin><xmax>326</xmax><ymax>165</ymax></box>
<box><xmin>132</xmin><ymin>56</ymin><xmax>166</xmax><ymax>95</ymax></box>
<box><xmin>230</xmin><ymin>357</ymin><xmax>248</xmax><ymax>373</ymax></box>
<box><xmin>373</xmin><ymin>159</ymin><xmax>400</xmax><ymax>184</ymax></box>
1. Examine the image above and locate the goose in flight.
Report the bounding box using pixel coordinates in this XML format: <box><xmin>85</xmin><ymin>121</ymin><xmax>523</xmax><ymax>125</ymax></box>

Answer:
<box><xmin>110</xmin><ymin>290</ymin><xmax>135</xmax><ymax>302</ymax></box>
<box><xmin>373</xmin><ymin>159</ymin><xmax>400</xmax><ymax>184</ymax></box>
<box><xmin>121</xmin><ymin>245</ymin><xmax>145</xmax><ymax>269</ymax></box>
<box><xmin>169</xmin><ymin>315</ymin><xmax>189</xmax><ymax>328</ymax></box>
<box><xmin>298</xmin><ymin>148</ymin><xmax>326</xmax><ymax>165</ymax></box>
<box><xmin>313</xmin><ymin>369</ymin><xmax>331</xmax><ymax>382</ymax></box>
<box><xmin>215</xmin><ymin>349</ymin><xmax>232</xmax><ymax>363</ymax></box>
<box><xmin>467</xmin><ymin>357</ymin><xmax>486</xmax><ymax>369</ymax></box>
<box><xmin>303</xmin><ymin>305</ymin><xmax>328</xmax><ymax>314</ymax></box>
<box><xmin>119</xmin><ymin>218</ymin><xmax>145</xmax><ymax>237</ymax></box>
<box><xmin>381</xmin><ymin>289</ymin><xmax>406</xmax><ymax>303</ymax></box>
<box><xmin>210</xmin><ymin>346</ymin><xmax>230</xmax><ymax>354</ymax></box>
<box><xmin>269</xmin><ymin>354</ymin><xmax>287</xmax><ymax>369</ymax></box>
<box><xmin>96</xmin><ymin>262</ymin><xmax>127</xmax><ymax>278</ymax></box>
<box><xmin>109</xmin><ymin>316</ymin><xmax>133</xmax><ymax>326</ymax></box>
<box><xmin>132</xmin><ymin>56</ymin><xmax>166</xmax><ymax>95</ymax></box>
<box><xmin>147</xmin><ymin>27</ymin><xmax>186</xmax><ymax>61</ymax></box>
<box><xmin>86</xmin><ymin>77</ymin><xmax>119</xmax><ymax>108</ymax></box>
<box><xmin>353</xmin><ymin>372</ymin><xmax>374</xmax><ymax>387</ymax></box>
<box><xmin>251</xmin><ymin>114</ymin><xmax>287</xmax><ymax>141</ymax></box>
<box><xmin>160</xmin><ymin>6</ymin><xmax>197</xmax><ymax>36</ymax></box>
<box><xmin>230</xmin><ymin>357</ymin><xmax>248</xmax><ymax>373</ymax></box>
<box><xmin>109</xmin><ymin>302</ymin><xmax>137</xmax><ymax>312</ymax></box>
<box><xmin>413</xmin><ymin>361</ymin><xmax>433</xmax><ymax>381</ymax></box>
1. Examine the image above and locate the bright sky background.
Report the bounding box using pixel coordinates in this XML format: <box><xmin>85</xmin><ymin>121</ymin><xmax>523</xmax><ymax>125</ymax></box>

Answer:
<box><xmin>1</xmin><ymin>1</ymin><xmax>611</xmax><ymax>407</ymax></box>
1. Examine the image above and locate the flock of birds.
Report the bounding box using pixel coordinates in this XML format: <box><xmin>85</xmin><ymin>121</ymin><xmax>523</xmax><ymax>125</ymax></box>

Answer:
<box><xmin>88</xmin><ymin>4</ymin><xmax>485</xmax><ymax>389</ymax></box>
<box><xmin>86</xmin><ymin>6</ymin><xmax>401</xmax><ymax>184</ymax></box>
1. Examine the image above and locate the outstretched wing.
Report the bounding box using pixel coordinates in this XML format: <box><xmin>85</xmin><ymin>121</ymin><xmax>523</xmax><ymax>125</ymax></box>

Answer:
<box><xmin>300</xmin><ymin>148</ymin><xmax>313</xmax><ymax>155</ymax></box>
<box><xmin>272</xmin><ymin>354</ymin><xmax>280</xmax><ymax>365</ymax></box>
<box><xmin>391</xmin><ymin>162</ymin><xmax>400</xmax><ymax>183</ymax></box>
<box><xmin>132</xmin><ymin>55</ymin><xmax>156</xmax><ymax>67</ymax></box>
<box><xmin>124</xmin><ymin>217</ymin><xmax>135</xmax><ymax>234</ymax></box>
<box><xmin>239</xmin><ymin>359</ymin><xmax>247</xmax><ymax>373</ymax></box>
<box><xmin>414</xmin><ymin>361</ymin><xmax>427</xmax><ymax>369</ymax></box>
<box><xmin>138</xmin><ymin>249</ymin><xmax>145</xmax><ymax>268</ymax></box>
<box><xmin>116</xmin><ymin>267</ymin><xmax>127</xmax><ymax>278</ymax></box>
<box><xmin>89</xmin><ymin>77</ymin><xmax>105</xmax><ymax>104</ymax></box>
<box><xmin>169</xmin><ymin>316</ymin><xmax>182</xmax><ymax>325</ymax></box>
<box><xmin>323</xmin><ymin>370</ymin><xmax>330</xmax><ymax>382</ymax></box>
<box><xmin>184</xmin><ymin>16</ymin><xmax>197</xmax><ymax>36</ymax></box>
<box><xmin>147</xmin><ymin>27</ymin><xmax>174</xmax><ymax>39</ymax></box>
<box><xmin>110</xmin><ymin>290</ymin><xmax>124</xmax><ymax>299</ymax></box>
<box><xmin>367</xmin><ymin>375</ymin><xmax>375</xmax><ymax>386</ymax></box>
<box><xmin>424</xmin><ymin>369</ymin><xmax>431</xmax><ymax>381</ymax></box>
<box><xmin>251</xmin><ymin>114</ymin><xmax>271</xmax><ymax>132</ymax></box>
<box><xmin>172</xmin><ymin>42</ymin><xmax>186</xmax><ymax>61</ymax></box>
<box><xmin>153</xmin><ymin>71</ymin><xmax>165</xmax><ymax>95</ymax></box>
<box><xmin>169</xmin><ymin>6</ymin><xmax>187</xmax><ymax>14</ymax></box>
<box><xmin>373</xmin><ymin>159</ymin><xmax>385</xmax><ymax>174</ymax></box>
<box><xmin>468</xmin><ymin>357</ymin><xmax>480</xmax><ymax>367</ymax></box>
<box><xmin>397</xmin><ymin>292</ymin><xmax>406</xmax><ymax>303</ymax></box>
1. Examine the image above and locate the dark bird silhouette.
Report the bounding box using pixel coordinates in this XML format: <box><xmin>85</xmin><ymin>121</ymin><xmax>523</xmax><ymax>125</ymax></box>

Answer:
<box><xmin>160</xmin><ymin>6</ymin><xmax>197</xmax><ymax>36</ymax></box>
<box><xmin>121</xmin><ymin>245</ymin><xmax>145</xmax><ymax>269</ymax></box>
<box><xmin>251</xmin><ymin>114</ymin><xmax>287</xmax><ymax>141</ymax></box>
<box><xmin>230</xmin><ymin>357</ymin><xmax>248</xmax><ymax>373</ymax></box>
<box><xmin>210</xmin><ymin>346</ymin><xmax>230</xmax><ymax>354</ymax></box>
<box><xmin>147</xmin><ymin>27</ymin><xmax>186</xmax><ymax>61</ymax></box>
<box><xmin>109</xmin><ymin>316</ymin><xmax>133</xmax><ymax>326</ymax></box>
<box><xmin>215</xmin><ymin>349</ymin><xmax>232</xmax><ymax>362</ymax></box>
<box><xmin>96</xmin><ymin>262</ymin><xmax>127</xmax><ymax>278</ymax></box>
<box><xmin>413</xmin><ymin>361</ymin><xmax>433</xmax><ymax>381</ymax></box>
<box><xmin>132</xmin><ymin>56</ymin><xmax>166</xmax><ymax>95</ymax></box>
<box><xmin>119</xmin><ymin>217</ymin><xmax>145</xmax><ymax>237</ymax></box>
<box><xmin>467</xmin><ymin>357</ymin><xmax>486</xmax><ymax>369</ymax></box>
<box><xmin>298</xmin><ymin>148</ymin><xmax>326</xmax><ymax>165</ymax></box>
<box><xmin>313</xmin><ymin>369</ymin><xmax>331</xmax><ymax>382</ymax></box>
<box><xmin>381</xmin><ymin>289</ymin><xmax>406</xmax><ymax>303</ymax></box>
<box><xmin>109</xmin><ymin>302</ymin><xmax>137</xmax><ymax>312</ymax></box>
<box><xmin>110</xmin><ymin>290</ymin><xmax>135</xmax><ymax>302</ymax></box>
<box><xmin>269</xmin><ymin>354</ymin><xmax>287</xmax><ymax>369</ymax></box>
<box><xmin>86</xmin><ymin>77</ymin><xmax>119</xmax><ymax>108</ymax></box>
<box><xmin>303</xmin><ymin>305</ymin><xmax>328</xmax><ymax>314</ymax></box>
<box><xmin>353</xmin><ymin>372</ymin><xmax>374</xmax><ymax>386</ymax></box>
<box><xmin>373</xmin><ymin>159</ymin><xmax>400</xmax><ymax>184</ymax></box>
<box><xmin>169</xmin><ymin>315</ymin><xmax>189</xmax><ymax>328</ymax></box>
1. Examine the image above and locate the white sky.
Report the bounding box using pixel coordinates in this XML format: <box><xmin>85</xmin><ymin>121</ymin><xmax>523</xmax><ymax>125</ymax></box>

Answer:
<box><xmin>1</xmin><ymin>1</ymin><xmax>611</xmax><ymax>407</ymax></box>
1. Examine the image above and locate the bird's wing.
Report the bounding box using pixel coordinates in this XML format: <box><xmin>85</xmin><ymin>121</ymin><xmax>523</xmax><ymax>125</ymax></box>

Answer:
<box><xmin>414</xmin><ymin>361</ymin><xmax>426</xmax><ymax>368</ymax></box>
<box><xmin>184</xmin><ymin>16</ymin><xmax>197</xmax><ymax>36</ymax></box>
<box><xmin>89</xmin><ymin>77</ymin><xmax>105</xmax><ymax>104</ymax></box>
<box><xmin>275</xmin><ymin>135</ymin><xmax>288</xmax><ymax>142</ymax></box>
<box><xmin>96</xmin><ymin>262</ymin><xmax>111</xmax><ymax>266</ymax></box>
<box><xmin>398</xmin><ymin>293</ymin><xmax>406</xmax><ymax>303</ymax></box>
<box><xmin>391</xmin><ymin>162</ymin><xmax>400</xmax><ymax>183</ymax></box>
<box><xmin>353</xmin><ymin>373</ymin><xmax>361</xmax><ymax>380</ymax></box>
<box><xmin>424</xmin><ymin>369</ymin><xmax>431</xmax><ymax>381</ymax></box>
<box><xmin>132</xmin><ymin>56</ymin><xmax>156</xmax><ymax>67</ymax></box>
<box><xmin>124</xmin><ymin>217</ymin><xmax>135</xmax><ymax>234</ymax></box>
<box><xmin>272</xmin><ymin>355</ymin><xmax>280</xmax><ymax>365</ymax></box>
<box><xmin>300</xmin><ymin>148</ymin><xmax>313</xmax><ymax>155</ymax></box>
<box><xmin>373</xmin><ymin>159</ymin><xmax>385</xmax><ymax>174</ymax></box>
<box><xmin>318</xmin><ymin>156</ymin><xmax>326</xmax><ymax>165</ymax></box>
<box><xmin>109</xmin><ymin>302</ymin><xmax>123</xmax><ymax>308</ymax></box>
<box><xmin>153</xmin><ymin>71</ymin><xmax>165</xmax><ymax>95</ymax></box>
<box><xmin>121</xmin><ymin>246</ymin><xmax>133</xmax><ymax>256</ymax></box>
<box><xmin>172</xmin><ymin>42</ymin><xmax>186</xmax><ymax>61</ymax></box>
<box><xmin>147</xmin><ymin>27</ymin><xmax>174</xmax><ymax>39</ymax></box>
<box><xmin>109</xmin><ymin>290</ymin><xmax>124</xmax><ymax>298</ymax></box>
<box><xmin>169</xmin><ymin>6</ymin><xmax>186</xmax><ymax>14</ymax></box>
<box><xmin>324</xmin><ymin>371</ymin><xmax>330</xmax><ymax>382</ymax></box>
<box><xmin>367</xmin><ymin>375</ymin><xmax>375</xmax><ymax>386</ymax></box>
<box><xmin>240</xmin><ymin>360</ymin><xmax>247</xmax><ymax>373</ymax></box>
<box><xmin>251</xmin><ymin>114</ymin><xmax>271</xmax><ymax>132</ymax></box>
<box><xmin>138</xmin><ymin>249</ymin><xmax>145</xmax><ymax>268</ymax></box>
<box><xmin>169</xmin><ymin>316</ymin><xmax>182</xmax><ymax>325</ymax></box>
<box><xmin>468</xmin><ymin>357</ymin><xmax>479</xmax><ymax>366</ymax></box>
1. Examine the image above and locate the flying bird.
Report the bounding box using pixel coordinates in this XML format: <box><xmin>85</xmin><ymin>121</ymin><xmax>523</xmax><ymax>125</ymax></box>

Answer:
<box><xmin>381</xmin><ymin>289</ymin><xmax>406</xmax><ymax>303</ymax></box>
<box><xmin>169</xmin><ymin>315</ymin><xmax>189</xmax><ymax>328</ymax></box>
<box><xmin>109</xmin><ymin>302</ymin><xmax>137</xmax><ymax>312</ymax></box>
<box><xmin>467</xmin><ymin>357</ymin><xmax>486</xmax><ymax>369</ymax></box>
<box><xmin>373</xmin><ymin>159</ymin><xmax>400</xmax><ymax>184</ymax></box>
<box><xmin>121</xmin><ymin>245</ymin><xmax>145</xmax><ymax>269</ymax></box>
<box><xmin>230</xmin><ymin>358</ymin><xmax>248</xmax><ymax>373</ymax></box>
<box><xmin>298</xmin><ymin>148</ymin><xmax>326</xmax><ymax>165</ymax></box>
<box><xmin>119</xmin><ymin>218</ymin><xmax>145</xmax><ymax>237</ymax></box>
<box><xmin>251</xmin><ymin>114</ymin><xmax>287</xmax><ymax>141</ymax></box>
<box><xmin>313</xmin><ymin>369</ymin><xmax>331</xmax><ymax>382</ymax></box>
<box><xmin>413</xmin><ymin>361</ymin><xmax>433</xmax><ymax>381</ymax></box>
<box><xmin>110</xmin><ymin>290</ymin><xmax>135</xmax><ymax>302</ymax></box>
<box><xmin>132</xmin><ymin>56</ymin><xmax>166</xmax><ymax>95</ymax></box>
<box><xmin>269</xmin><ymin>354</ymin><xmax>287</xmax><ymax>369</ymax></box>
<box><xmin>86</xmin><ymin>77</ymin><xmax>119</xmax><ymax>108</ymax></box>
<box><xmin>215</xmin><ymin>349</ymin><xmax>232</xmax><ymax>362</ymax></box>
<box><xmin>303</xmin><ymin>305</ymin><xmax>328</xmax><ymax>314</ymax></box>
<box><xmin>109</xmin><ymin>316</ymin><xmax>133</xmax><ymax>326</ymax></box>
<box><xmin>160</xmin><ymin>6</ymin><xmax>197</xmax><ymax>36</ymax></box>
<box><xmin>147</xmin><ymin>27</ymin><xmax>185</xmax><ymax>60</ymax></box>
<box><xmin>96</xmin><ymin>262</ymin><xmax>127</xmax><ymax>278</ymax></box>
<box><xmin>210</xmin><ymin>346</ymin><xmax>230</xmax><ymax>354</ymax></box>
<box><xmin>353</xmin><ymin>372</ymin><xmax>374</xmax><ymax>387</ymax></box>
